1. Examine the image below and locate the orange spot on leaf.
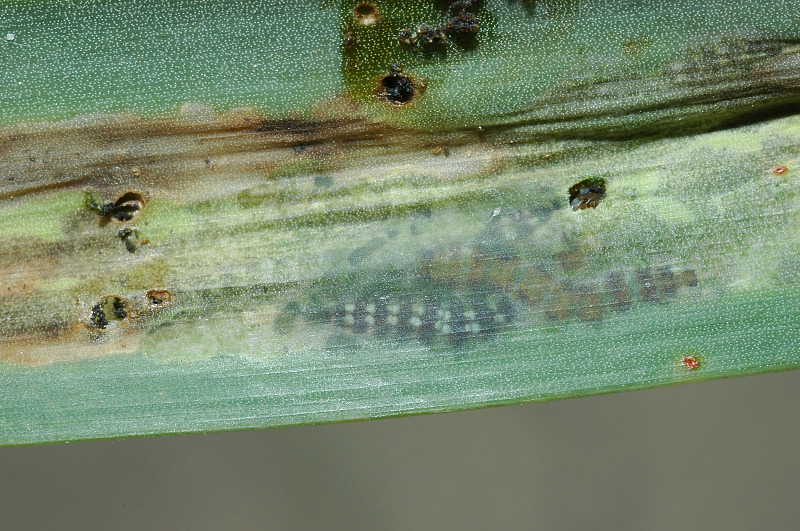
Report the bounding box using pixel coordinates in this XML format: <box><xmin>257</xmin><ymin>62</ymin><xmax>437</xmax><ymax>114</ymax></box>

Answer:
<box><xmin>682</xmin><ymin>355</ymin><xmax>700</xmax><ymax>370</ymax></box>
<box><xmin>773</xmin><ymin>166</ymin><xmax>788</xmax><ymax>175</ymax></box>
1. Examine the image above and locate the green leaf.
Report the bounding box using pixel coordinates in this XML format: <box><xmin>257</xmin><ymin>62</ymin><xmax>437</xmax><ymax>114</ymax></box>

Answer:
<box><xmin>1</xmin><ymin>0</ymin><xmax>799</xmax><ymax>445</ymax></box>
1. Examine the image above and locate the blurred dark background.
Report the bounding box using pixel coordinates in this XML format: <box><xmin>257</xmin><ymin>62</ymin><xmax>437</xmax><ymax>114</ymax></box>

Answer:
<box><xmin>2</xmin><ymin>369</ymin><xmax>799</xmax><ymax>530</ymax></box>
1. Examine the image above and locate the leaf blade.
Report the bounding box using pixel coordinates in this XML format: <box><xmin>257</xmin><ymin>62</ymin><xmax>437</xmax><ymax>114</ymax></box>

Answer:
<box><xmin>1</xmin><ymin>0</ymin><xmax>800</xmax><ymax>444</ymax></box>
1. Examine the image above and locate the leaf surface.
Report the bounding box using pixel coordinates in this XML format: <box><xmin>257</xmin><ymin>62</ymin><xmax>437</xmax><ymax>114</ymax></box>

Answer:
<box><xmin>1</xmin><ymin>0</ymin><xmax>799</xmax><ymax>444</ymax></box>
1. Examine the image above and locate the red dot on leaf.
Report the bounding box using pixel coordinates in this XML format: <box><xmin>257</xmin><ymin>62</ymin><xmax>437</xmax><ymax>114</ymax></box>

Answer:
<box><xmin>682</xmin><ymin>356</ymin><xmax>700</xmax><ymax>370</ymax></box>
<box><xmin>773</xmin><ymin>166</ymin><xmax>788</xmax><ymax>175</ymax></box>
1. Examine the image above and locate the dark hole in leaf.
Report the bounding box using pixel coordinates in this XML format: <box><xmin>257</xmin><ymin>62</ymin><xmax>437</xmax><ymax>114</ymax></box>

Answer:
<box><xmin>378</xmin><ymin>65</ymin><xmax>416</xmax><ymax>105</ymax></box>
<box><xmin>354</xmin><ymin>3</ymin><xmax>378</xmax><ymax>25</ymax></box>
<box><xmin>568</xmin><ymin>177</ymin><xmax>606</xmax><ymax>210</ymax></box>
<box><xmin>95</xmin><ymin>191</ymin><xmax>146</xmax><ymax>221</ymax></box>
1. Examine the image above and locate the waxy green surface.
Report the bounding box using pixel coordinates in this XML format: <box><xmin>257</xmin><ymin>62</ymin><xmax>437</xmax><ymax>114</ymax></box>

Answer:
<box><xmin>1</xmin><ymin>0</ymin><xmax>799</xmax><ymax>444</ymax></box>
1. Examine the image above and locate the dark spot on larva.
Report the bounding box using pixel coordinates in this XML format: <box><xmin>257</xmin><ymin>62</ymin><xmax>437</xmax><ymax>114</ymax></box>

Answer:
<box><xmin>274</xmin><ymin>301</ymin><xmax>301</xmax><ymax>334</ymax></box>
<box><xmin>545</xmin><ymin>284</ymin><xmax>575</xmax><ymax>322</ymax></box>
<box><xmin>637</xmin><ymin>269</ymin><xmax>659</xmax><ymax>302</ymax></box>
<box><xmin>89</xmin><ymin>295</ymin><xmax>130</xmax><ymax>329</ymax></box>
<box><xmin>146</xmin><ymin>289</ymin><xmax>173</xmax><ymax>307</ymax></box>
<box><xmin>569</xmin><ymin>177</ymin><xmax>606</xmax><ymax>210</ymax></box>
<box><xmin>682</xmin><ymin>355</ymin><xmax>701</xmax><ymax>370</ymax></box>
<box><xmin>354</xmin><ymin>3</ymin><xmax>378</xmax><ymax>26</ymax></box>
<box><xmin>377</xmin><ymin>64</ymin><xmax>416</xmax><ymax>106</ymax></box>
<box><xmin>576</xmin><ymin>285</ymin><xmax>604</xmax><ymax>322</ymax></box>
<box><xmin>605</xmin><ymin>271</ymin><xmax>632</xmax><ymax>311</ymax></box>
<box><xmin>517</xmin><ymin>269</ymin><xmax>551</xmax><ymax>304</ymax></box>
<box><xmin>636</xmin><ymin>266</ymin><xmax>695</xmax><ymax>302</ymax></box>
<box><xmin>328</xmin><ymin>288</ymin><xmax>515</xmax><ymax>347</ymax></box>
<box><xmin>773</xmin><ymin>165</ymin><xmax>788</xmax><ymax>175</ymax></box>
<box><xmin>422</xmin><ymin>245</ymin><xmax>464</xmax><ymax>284</ymax></box>
<box><xmin>657</xmin><ymin>267</ymin><xmax>679</xmax><ymax>298</ymax></box>
<box><xmin>554</xmin><ymin>248</ymin><xmax>586</xmax><ymax>273</ymax></box>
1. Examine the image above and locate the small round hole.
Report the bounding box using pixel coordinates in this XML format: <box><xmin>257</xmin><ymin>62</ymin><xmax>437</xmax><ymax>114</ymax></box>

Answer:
<box><xmin>568</xmin><ymin>178</ymin><xmax>606</xmax><ymax>211</ymax></box>
<box><xmin>377</xmin><ymin>66</ymin><xmax>417</xmax><ymax>106</ymax></box>
<box><xmin>97</xmin><ymin>191</ymin><xmax>147</xmax><ymax>222</ymax></box>
<box><xmin>381</xmin><ymin>76</ymin><xmax>415</xmax><ymax>104</ymax></box>
<box><xmin>354</xmin><ymin>3</ymin><xmax>378</xmax><ymax>26</ymax></box>
<box><xmin>112</xmin><ymin>192</ymin><xmax>146</xmax><ymax>221</ymax></box>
